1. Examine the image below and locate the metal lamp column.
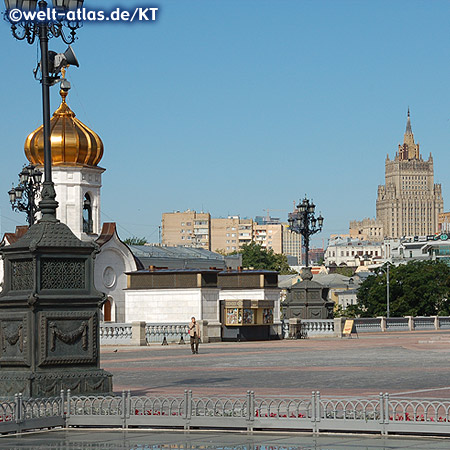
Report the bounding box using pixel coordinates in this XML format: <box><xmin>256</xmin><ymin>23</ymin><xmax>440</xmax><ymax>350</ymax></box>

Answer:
<box><xmin>1</xmin><ymin>1</ymin><xmax>112</xmax><ymax>398</ymax></box>
<box><xmin>288</xmin><ymin>197</ymin><xmax>324</xmax><ymax>267</ymax></box>
<box><xmin>4</xmin><ymin>0</ymin><xmax>83</xmax><ymax>219</ymax></box>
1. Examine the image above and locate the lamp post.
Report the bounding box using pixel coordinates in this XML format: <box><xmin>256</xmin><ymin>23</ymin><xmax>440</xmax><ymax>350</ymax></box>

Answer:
<box><xmin>379</xmin><ymin>262</ymin><xmax>391</xmax><ymax>318</ymax></box>
<box><xmin>4</xmin><ymin>0</ymin><xmax>83</xmax><ymax>221</ymax></box>
<box><xmin>8</xmin><ymin>164</ymin><xmax>43</xmax><ymax>225</ymax></box>
<box><xmin>0</xmin><ymin>1</ymin><xmax>112</xmax><ymax>398</ymax></box>
<box><xmin>288</xmin><ymin>197</ymin><xmax>324</xmax><ymax>267</ymax></box>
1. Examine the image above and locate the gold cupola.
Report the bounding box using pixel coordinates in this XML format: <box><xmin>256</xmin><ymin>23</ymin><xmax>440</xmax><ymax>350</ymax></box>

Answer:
<box><xmin>25</xmin><ymin>77</ymin><xmax>103</xmax><ymax>167</ymax></box>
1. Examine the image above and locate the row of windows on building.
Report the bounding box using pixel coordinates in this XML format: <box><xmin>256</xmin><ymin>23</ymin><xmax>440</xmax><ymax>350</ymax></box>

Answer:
<box><xmin>328</xmin><ymin>250</ymin><xmax>379</xmax><ymax>257</ymax></box>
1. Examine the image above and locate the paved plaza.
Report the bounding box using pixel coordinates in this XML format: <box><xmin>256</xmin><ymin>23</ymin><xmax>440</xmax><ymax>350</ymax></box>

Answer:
<box><xmin>101</xmin><ymin>330</ymin><xmax>450</xmax><ymax>398</ymax></box>
<box><xmin>0</xmin><ymin>429</ymin><xmax>449</xmax><ymax>450</ymax></box>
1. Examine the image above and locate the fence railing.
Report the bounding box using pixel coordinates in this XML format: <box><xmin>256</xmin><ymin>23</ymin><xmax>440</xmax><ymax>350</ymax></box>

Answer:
<box><xmin>3</xmin><ymin>390</ymin><xmax>450</xmax><ymax>436</ymax></box>
<box><xmin>101</xmin><ymin>316</ymin><xmax>450</xmax><ymax>345</ymax></box>
<box><xmin>301</xmin><ymin>319</ymin><xmax>334</xmax><ymax>336</ymax></box>
<box><xmin>100</xmin><ymin>323</ymin><xmax>133</xmax><ymax>344</ymax></box>
<box><xmin>100</xmin><ymin>323</ymin><xmax>189</xmax><ymax>346</ymax></box>
<box><xmin>145</xmin><ymin>324</ymin><xmax>189</xmax><ymax>344</ymax></box>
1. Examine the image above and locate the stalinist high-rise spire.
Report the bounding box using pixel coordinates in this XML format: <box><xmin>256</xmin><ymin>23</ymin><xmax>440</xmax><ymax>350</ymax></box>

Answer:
<box><xmin>405</xmin><ymin>107</ymin><xmax>412</xmax><ymax>134</ymax></box>
<box><xmin>399</xmin><ymin>108</ymin><xmax>419</xmax><ymax>160</ymax></box>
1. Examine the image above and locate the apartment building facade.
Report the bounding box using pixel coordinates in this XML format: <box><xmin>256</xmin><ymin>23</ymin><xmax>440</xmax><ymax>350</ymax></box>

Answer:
<box><xmin>161</xmin><ymin>210</ymin><xmax>211</xmax><ymax>250</ymax></box>
<box><xmin>162</xmin><ymin>211</ymin><xmax>287</xmax><ymax>255</ymax></box>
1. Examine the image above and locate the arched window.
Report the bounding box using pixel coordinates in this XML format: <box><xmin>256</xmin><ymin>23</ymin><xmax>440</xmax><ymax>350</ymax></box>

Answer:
<box><xmin>83</xmin><ymin>193</ymin><xmax>93</xmax><ymax>233</ymax></box>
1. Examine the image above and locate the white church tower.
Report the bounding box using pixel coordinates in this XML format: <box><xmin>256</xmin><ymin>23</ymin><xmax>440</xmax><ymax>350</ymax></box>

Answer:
<box><xmin>22</xmin><ymin>78</ymin><xmax>138</xmax><ymax>322</ymax></box>
<box><xmin>24</xmin><ymin>82</ymin><xmax>105</xmax><ymax>241</ymax></box>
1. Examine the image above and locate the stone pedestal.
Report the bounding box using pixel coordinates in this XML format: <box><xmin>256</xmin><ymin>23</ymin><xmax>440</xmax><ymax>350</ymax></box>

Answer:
<box><xmin>283</xmin><ymin>268</ymin><xmax>334</xmax><ymax>320</ymax></box>
<box><xmin>288</xmin><ymin>318</ymin><xmax>301</xmax><ymax>338</ymax></box>
<box><xmin>0</xmin><ymin>219</ymin><xmax>112</xmax><ymax>398</ymax></box>
<box><xmin>334</xmin><ymin>317</ymin><xmax>346</xmax><ymax>338</ymax></box>
<box><xmin>205</xmin><ymin>321</ymin><xmax>222</xmax><ymax>343</ymax></box>
<box><xmin>131</xmin><ymin>321</ymin><xmax>147</xmax><ymax>346</ymax></box>
<box><xmin>197</xmin><ymin>320</ymin><xmax>208</xmax><ymax>343</ymax></box>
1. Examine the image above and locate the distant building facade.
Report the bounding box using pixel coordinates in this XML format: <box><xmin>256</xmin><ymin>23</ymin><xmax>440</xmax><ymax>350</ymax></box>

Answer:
<box><xmin>349</xmin><ymin>218</ymin><xmax>384</xmax><ymax>241</ymax></box>
<box><xmin>325</xmin><ymin>236</ymin><xmax>384</xmax><ymax>267</ymax></box>
<box><xmin>162</xmin><ymin>211</ymin><xmax>288</xmax><ymax>256</ymax></box>
<box><xmin>376</xmin><ymin>111</ymin><xmax>443</xmax><ymax>238</ymax></box>
<box><xmin>350</xmin><ymin>111</ymin><xmax>444</xmax><ymax>240</ymax></box>
<box><xmin>162</xmin><ymin>210</ymin><xmax>211</xmax><ymax>250</ymax></box>
<box><xmin>438</xmin><ymin>212</ymin><xmax>450</xmax><ymax>233</ymax></box>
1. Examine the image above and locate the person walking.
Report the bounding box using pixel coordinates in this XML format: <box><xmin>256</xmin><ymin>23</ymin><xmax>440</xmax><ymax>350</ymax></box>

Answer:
<box><xmin>189</xmin><ymin>316</ymin><xmax>201</xmax><ymax>354</ymax></box>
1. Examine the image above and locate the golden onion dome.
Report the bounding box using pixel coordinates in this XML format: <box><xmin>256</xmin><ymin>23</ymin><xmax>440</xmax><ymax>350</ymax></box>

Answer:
<box><xmin>25</xmin><ymin>86</ymin><xmax>103</xmax><ymax>167</ymax></box>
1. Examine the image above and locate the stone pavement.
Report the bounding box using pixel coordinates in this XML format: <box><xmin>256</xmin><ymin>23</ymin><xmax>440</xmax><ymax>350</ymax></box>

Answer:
<box><xmin>1</xmin><ymin>429</ymin><xmax>450</xmax><ymax>449</ymax></box>
<box><xmin>101</xmin><ymin>330</ymin><xmax>450</xmax><ymax>398</ymax></box>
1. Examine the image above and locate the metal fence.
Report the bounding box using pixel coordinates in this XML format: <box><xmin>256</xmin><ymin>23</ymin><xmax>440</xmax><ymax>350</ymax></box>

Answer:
<box><xmin>3</xmin><ymin>390</ymin><xmax>450</xmax><ymax>436</ymax></box>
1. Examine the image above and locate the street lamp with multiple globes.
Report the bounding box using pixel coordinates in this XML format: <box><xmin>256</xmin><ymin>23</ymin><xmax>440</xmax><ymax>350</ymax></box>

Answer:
<box><xmin>8</xmin><ymin>164</ymin><xmax>43</xmax><ymax>226</ymax></box>
<box><xmin>288</xmin><ymin>197</ymin><xmax>324</xmax><ymax>267</ymax></box>
<box><xmin>4</xmin><ymin>0</ymin><xmax>83</xmax><ymax>221</ymax></box>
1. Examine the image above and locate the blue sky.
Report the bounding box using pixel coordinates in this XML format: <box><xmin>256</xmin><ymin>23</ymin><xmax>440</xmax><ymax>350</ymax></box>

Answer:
<box><xmin>1</xmin><ymin>0</ymin><xmax>450</xmax><ymax>247</ymax></box>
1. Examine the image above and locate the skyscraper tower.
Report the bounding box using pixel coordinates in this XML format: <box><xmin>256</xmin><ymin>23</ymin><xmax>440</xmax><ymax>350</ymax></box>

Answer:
<box><xmin>376</xmin><ymin>110</ymin><xmax>443</xmax><ymax>238</ymax></box>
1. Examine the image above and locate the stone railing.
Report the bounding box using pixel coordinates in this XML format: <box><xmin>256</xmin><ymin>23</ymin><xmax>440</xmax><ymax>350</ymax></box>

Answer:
<box><xmin>100</xmin><ymin>322</ymin><xmax>189</xmax><ymax>346</ymax></box>
<box><xmin>100</xmin><ymin>323</ymin><xmax>132</xmax><ymax>344</ymax></box>
<box><xmin>4</xmin><ymin>390</ymin><xmax>450</xmax><ymax>437</ymax></box>
<box><xmin>284</xmin><ymin>316</ymin><xmax>450</xmax><ymax>339</ymax></box>
<box><xmin>102</xmin><ymin>316</ymin><xmax>450</xmax><ymax>345</ymax></box>
<box><xmin>339</xmin><ymin>316</ymin><xmax>450</xmax><ymax>336</ymax></box>
<box><xmin>145</xmin><ymin>323</ymin><xmax>189</xmax><ymax>344</ymax></box>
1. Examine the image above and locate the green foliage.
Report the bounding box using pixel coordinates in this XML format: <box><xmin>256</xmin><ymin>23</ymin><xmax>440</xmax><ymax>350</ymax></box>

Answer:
<box><xmin>123</xmin><ymin>236</ymin><xmax>148</xmax><ymax>246</ymax></box>
<box><xmin>240</xmin><ymin>242</ymin><xmax>296</xmax><ymax>274</ymax></box>
<box><xmin>353</xmin><ymin>260</ymin><xmax>450</xmax><ymax>317</ymax></box>
<box><xmin>335</xmin><ymin>267</ymin><xmax>354</xmax><ymax>277</ymax></box>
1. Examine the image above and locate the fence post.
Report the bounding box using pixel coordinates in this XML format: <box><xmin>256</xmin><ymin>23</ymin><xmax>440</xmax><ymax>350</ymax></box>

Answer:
<box><xmin>406</xmin><ymin>316</ymin><xmax>414</xmax><ymax>331</ymax></box>
<box><xmin>246</xmin><ymin>391</ymin><xmax>254</xmax><ymax>432</ymax></box>
<box><xmin>378</xmin><ymin>392</ymin><xmax>384</xmax><ymax>425</ymax></box>
<box><xmin>127</xmin><ymin>390</ymin><xmax>131</xmax><ymax>423</ymax></box>
<box><xmin>183</xmin><ymin>390</ymin><xmax>192</xmax><ymax>430</ymax></box>
<box><xmin>14</xmin><ymin>394</ymin><xmax>20</xmax><ymax>425</ymax></box>
<box><xmin>60</xmin><ymin>390</ymin><xmax>65</xmax><ymax>421</ymax></box>
<box><xmin>121</xmin><ymin>391</ymin><xmax>127</xmax><ymax>429</ymax></box>
<box><xmin>384</xmin><ymin>393</ymin><xmax>390</xmax><ymax>436</ymax></box>
<box><xmin>131</xmin><ymin>321</ymin><xmax>147</xmax><ymax>346</ymax></box>
<box><xmin>311</xmin><ymin>391</ymin><xmax>316</xmax><ymax>433</ymax></box>
<box><xmin>315</xmin><ymin>390</ymin><xmax>321</xmax><ymax>435</ymax></box>
<box><xmin>334</xmin><ymin>318</ymin><xmax>344</xmax><ymax>338</ymax></box>
<box><xmin>434</xmin><ymin>316</ymin><xmax>439</xmax><ymax>330</ymax></box>
<box><xmin>66</xmin><ymin>389</ymin><xmax>71</xmax><ymax>420</ymax></box>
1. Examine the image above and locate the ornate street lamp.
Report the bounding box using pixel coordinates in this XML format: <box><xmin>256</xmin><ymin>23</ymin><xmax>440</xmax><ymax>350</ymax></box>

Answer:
<box><xmin>9</xmin><ymin>164</ymin><xmax>43</xmax><ymax>225</ymax></box>
<box><xmin>4</xmin><ymin>0</ymin><xmax>83</xmax><ymax>45</ymax></box>
<box><xmin>288</xmin><ymin>196</ymin><xmax>324</xmax><ymax>267</ymax></box>
<box><xmin>4</xmin><ymin>0</ymin><xmax>83</xmax><ymax>221</ymax></box>
<box><xmin>0</xmin><ymin>1</ymin><xmax>112</xmax><ymax>398</ymax></box>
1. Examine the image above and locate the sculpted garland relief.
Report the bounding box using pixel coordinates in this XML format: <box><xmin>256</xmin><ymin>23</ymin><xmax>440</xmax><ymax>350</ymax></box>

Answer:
<box><xmin>39</xmin><ymin>311</ymin><xmax>97</xmax><ymax>366</ymax></box>
<box><xmin>0</xmin><ymin>315</ymin><xmax>29</xmax><ymax>366</ymax></box>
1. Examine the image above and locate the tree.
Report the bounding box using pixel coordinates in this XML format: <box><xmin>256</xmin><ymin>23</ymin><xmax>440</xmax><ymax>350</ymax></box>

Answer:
<box><xmin>335</xmin><ymin>267</ymin><xmax>354</xmax><ymax>277</ymax></box>
<box><xmin>354</xmin><ymin>260</ymin><xmax>450</xmax><ymax>317</ymax></box>
<box><xmin>123</xmin><ymin>236</ymin><xmax>148</xmax><ymax>246</ymax></box>
<box><xmin>240</xmin><ymin>242</ymin><xmax>295</xmax><ymax>274</ymax></box>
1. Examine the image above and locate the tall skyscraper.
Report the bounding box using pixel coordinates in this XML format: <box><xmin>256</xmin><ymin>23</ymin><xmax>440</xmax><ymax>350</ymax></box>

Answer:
<box><xmin>376</xmin><ymin>110</ymin><xmax>443</xmax><ymax>238</ymax></box>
